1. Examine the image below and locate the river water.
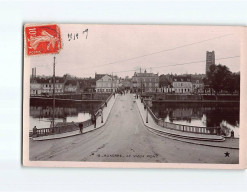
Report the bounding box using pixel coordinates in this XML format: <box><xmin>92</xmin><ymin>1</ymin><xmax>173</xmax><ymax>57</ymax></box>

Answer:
<box><xmin>30</xmin><ymin>100</ymin><xmax>240</xmax><ymax>138</ymax></box>
<box><xmin>29</xmin><ymin>101</ymin><xmax>101</xmax><ymax>130</ymax></box>
<box><xmin>150</xmin><ymin>102</ymin><xmax>240</xmax><ymax>138</ymax></box>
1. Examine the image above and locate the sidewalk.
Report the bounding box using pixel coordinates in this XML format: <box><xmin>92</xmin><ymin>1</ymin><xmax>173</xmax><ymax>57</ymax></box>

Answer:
<box><xmin>33</xmin><ymin>94</ymin><xmax>118</xmax><ymax>141</ymax></box>
<box><xmin>136</xmin><ymin>96</ymin><xmax>228</xmax><ymax>141</ymax></box>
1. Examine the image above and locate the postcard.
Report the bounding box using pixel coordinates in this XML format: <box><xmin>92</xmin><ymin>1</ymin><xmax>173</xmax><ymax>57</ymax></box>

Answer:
<box><xmin>23</xmin><ymin>24</ymin><xmax>247</xmax><ymax>169</ymax></box>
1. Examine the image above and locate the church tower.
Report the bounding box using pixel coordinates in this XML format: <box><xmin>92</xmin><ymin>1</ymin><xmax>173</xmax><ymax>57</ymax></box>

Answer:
<box><xmin>206</xmin><ymin>51</ymin><xmax>215</xmax><ymax>74</ymax></box>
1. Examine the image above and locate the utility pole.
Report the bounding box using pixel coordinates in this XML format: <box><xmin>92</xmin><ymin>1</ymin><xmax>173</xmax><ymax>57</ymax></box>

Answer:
<box><xmin>52</xmin><ymin>56</ymin><xmax>56</xmax><ymax>133</ymax></box>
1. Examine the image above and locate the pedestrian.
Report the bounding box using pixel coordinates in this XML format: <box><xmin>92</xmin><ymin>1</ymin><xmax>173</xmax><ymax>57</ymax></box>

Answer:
<box><xmin>113</xmin><ymin>92</ymin><xmax>115</xmax><ymax>98</ymax></box>
<box><xmin>79</xmin><ymin>123</ymin><xmax>83</xmax><ymax>134</ymax></box>
<box><xmin>33</xmin><ymin>126</ymin><xmax>37</xmax><ymax>136</ymax></box>
<box><xmin>91</xmin><ymin>112</ymin><xmax>96</xmax><ymax>128</ymax></box>
<box><xmin>105</xmin><ymin>101</ymin><xmax>107</xmax><ymax>107</ymax></box>
<box><xmin>98</xmin><ymin>107</ymin><xmax>103</xmax><ymax>123</ymax></box>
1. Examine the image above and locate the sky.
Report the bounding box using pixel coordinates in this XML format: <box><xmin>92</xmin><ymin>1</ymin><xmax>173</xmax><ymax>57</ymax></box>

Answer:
<box><xmin>29</xmin><ymin>24</ymin><xmax>241</xmax><ymax>78</ymax></box>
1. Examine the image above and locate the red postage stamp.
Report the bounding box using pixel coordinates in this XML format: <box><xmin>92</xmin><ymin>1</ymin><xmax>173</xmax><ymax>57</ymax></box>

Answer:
<box><xmin>25</xmin><ymin>24</ymin><xmax>62</xmax><ymax>56</ymax></box>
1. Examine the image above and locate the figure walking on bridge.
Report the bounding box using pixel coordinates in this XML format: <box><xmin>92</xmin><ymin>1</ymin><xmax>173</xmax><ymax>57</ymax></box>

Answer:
<box><xmin>99</xmin><ymin>107</ymin><xmax>103</xmax><ymax>123</ymax></box>
<box><xmin>91</xmin><ymin>112</ymin><xmax>97</xmax><ymax>128</ymax></box>
<box><xmin>79</xmin><ymin>123</ymin><xmax>83</xmax><ymax>134</ymax></box>
<box><xmin>33</xmin><ymin>126</ymin><xmax>37</xmax><ymax>136</ymax></box>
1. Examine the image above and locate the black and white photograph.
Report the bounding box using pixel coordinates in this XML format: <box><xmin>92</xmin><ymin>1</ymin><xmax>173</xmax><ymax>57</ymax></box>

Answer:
<box><xmin>23</xmin><ymin>24</ymin><xmax>242</xmax><ymax>168</ymax></box>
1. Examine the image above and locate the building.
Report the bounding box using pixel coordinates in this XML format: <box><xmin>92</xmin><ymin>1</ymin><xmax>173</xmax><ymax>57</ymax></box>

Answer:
<box><xmin>191</xmin><ymin>75</ymin><xmax>204</xmax><ymax>94</ymax></box>
<box><xmin>122</xmin><ymin>78</ymin><xmax>132</xmax><ymax>89</ymax></box>
<box><xmin>40</xmin><ymin>77</ymin><xmax>65</xmax><ymax>95</ymax></box>
<box><xmin>64</xmin><ymin>79</ymin><xmax>79</xmax><ymax>93</ymax></box>
<box><xmin>172</xmin><ymin>75</ymin><xmax>192</xmax><ymax>94</ymax></box>
<box><xmin>131</xmin><ymin>70</ymin><xmax>159</xmax><ymax>92</ymax></box>
<box><xmin>30</xmin><ymin>67</ymin><xmax>42</xmax><ymax>96</ymax></box>
<box><xmin>206</xmin><ymin>51</ymin><xmax>215</xmax><ymax>73</ymax></box>
<box><xmin>95</xmin><ymin>73</ymin><xmax>107</xmax><ymax>81</ymax></box>
<box><xmin>96</xmin><ymin>75</ymin><xmax>117</xmax><ymax>93</ymax></box>
<box><xmin>30</xmin><ymin>79</ymin><xmax>42</xmax><ymax>96</ymax></box>
<box><xmin>78</xmin><ymin>78</ymin><xmax>96</xmax><ymax>92</ymax></box>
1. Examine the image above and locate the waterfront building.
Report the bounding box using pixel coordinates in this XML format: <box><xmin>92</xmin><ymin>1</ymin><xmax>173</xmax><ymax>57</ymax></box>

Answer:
<box><xmin>30</xmin><ymin>78</ymin><xmax>42</xmax><ymax>96</ymax></box>
<box><xmin>30</xmin><ymin>67</ymin><xmax>42</xmax><ymax>96</ymax></box>
<box><xmin>131</xmin><ymin>69</ymin><xmax>159</xmax><ymax>92</ymax></box>
<box><xmin>40</xmin><ymin>77</ymin><xmax>65</xmax><ymax>95</ymax></box>
<box><xmin>96</xmin><ymin>75</ymin><xmax>117</xmax><ymax>93</ymax></box>
<box><xmin>78</xmin><ymin>78</ymin><xmax>96</xmax><ymax>93</ymax></box>
<box><xmin>172</xmin><ymin>75</ymin><xmax>192</xmax><ymax>94</ymax></box>
<box><xmin>191</xmin><ymin>75</ymin><xmax>204</xmax><ymax>94</ymax></box>
<box><xmin>95</xmin><ymin>73</ymin><xmax>107</xmax><ymax>81</ymax></box>
<box><xmin>64</xmin><ymin>79</ymin><xmax>79</xmax><ymax>93</ymax></box>
<box><xmin>206</xmin><ymin>51</ymin><xmax>215</xmax><ymax>74</ymax></box>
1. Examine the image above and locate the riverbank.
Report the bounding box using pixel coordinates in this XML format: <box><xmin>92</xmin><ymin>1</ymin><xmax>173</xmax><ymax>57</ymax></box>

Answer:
<box><xmin>140</xmin><ymin>93</ymin><xmax>240</xmax><ymax>102</ymax></box>
<box><xmin>153</xmin><ymin>100</ymin><xmax>239</xmax><ymax>103</ymax></box>
<box><xmin>30</xmin><ymin>96</ymin><xmax>104</xmax><ymax>103</ymax></box>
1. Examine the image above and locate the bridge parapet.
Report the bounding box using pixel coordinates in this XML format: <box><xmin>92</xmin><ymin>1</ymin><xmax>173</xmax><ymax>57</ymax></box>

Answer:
<box><xmin>142</xmin><ymin>99</ymin><xmax>221</xmax><ymax>135</ymax></box>
<box><xmin>31</xmin><ymin>93</ymin><xmax>114</xmax><ymax>138</ymax></box>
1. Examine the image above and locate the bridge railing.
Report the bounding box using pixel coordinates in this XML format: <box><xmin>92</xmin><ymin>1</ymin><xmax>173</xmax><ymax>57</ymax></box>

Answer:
<box><xmin>143</xmin><ymin>99</ymin><xmax>220</xmax><ymax>135</ymax></box>
<box><xmin>31</xmin><ymin>93</ymin><xmax>114</xmax><ymax>138</ymax></box>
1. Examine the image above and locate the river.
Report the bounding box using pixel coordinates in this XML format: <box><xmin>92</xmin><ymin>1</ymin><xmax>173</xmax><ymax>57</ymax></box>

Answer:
<box><xmin>29</xmin><ymin>101</ymin><xmax>102</xmax><ymax>130</ymax></box>
<box><xmin>150</xmin><ymin>102</ymin><xmax>240</xmax><ymax>138</ymax></box>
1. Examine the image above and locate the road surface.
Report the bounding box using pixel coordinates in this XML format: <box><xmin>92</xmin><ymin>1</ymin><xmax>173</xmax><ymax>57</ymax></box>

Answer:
<box><xmin>30</xmin><ymin>93</ymin><xmax>239</xmax><ymax>164</ymax></box>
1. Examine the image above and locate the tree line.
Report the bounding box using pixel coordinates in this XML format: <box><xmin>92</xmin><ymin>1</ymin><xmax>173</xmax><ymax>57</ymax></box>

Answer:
<box><xmin>203</xmin><ymin>64</ymin><xmax>240</xmax><ymax>95</ymax></box>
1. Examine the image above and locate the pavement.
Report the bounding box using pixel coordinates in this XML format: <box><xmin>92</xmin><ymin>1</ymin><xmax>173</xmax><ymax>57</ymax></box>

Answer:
<box><xmin>33</xmin><ymin>94</ymin><xmax>118</xmax><ymax>141</ymax></box>
<box><xmin>30</xmin><ymin>93</ymin><xmax>239</xmax><ymax>164</ymax></box>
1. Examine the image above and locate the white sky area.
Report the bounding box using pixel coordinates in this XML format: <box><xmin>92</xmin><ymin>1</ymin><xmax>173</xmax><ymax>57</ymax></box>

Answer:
<box><xmin>30</xmin><ymin>24</ymin><xmax>241</xmax><ymax>78</ymax></box>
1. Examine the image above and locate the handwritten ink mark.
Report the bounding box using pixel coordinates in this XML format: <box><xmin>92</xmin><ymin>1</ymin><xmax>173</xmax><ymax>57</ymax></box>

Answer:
<box><xmin>83</xmin><ymin>29</ymin><xmax>88</xmax><ymax>39</ymax></box>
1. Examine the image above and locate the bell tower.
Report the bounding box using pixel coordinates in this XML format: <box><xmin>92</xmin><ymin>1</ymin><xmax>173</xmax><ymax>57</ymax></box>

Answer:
<box><xmin>206</xmin><ymin>51</ymin><xmax>215</xmax><ymax>74</ymax></box>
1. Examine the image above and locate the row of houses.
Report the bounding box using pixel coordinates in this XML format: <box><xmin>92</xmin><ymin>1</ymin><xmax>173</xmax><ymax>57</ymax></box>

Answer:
<box><xmin>30</xmin><ymin>70</ymin><xmax>205</xmax><ymax>95</ymax></box>
<box><xmin>95</xmin><ymin>70</ymin><xmax>204</xmax><ymax>94</ymax></box>
<box><xmin>30</xmin><ymin>75</ymin><xmax>95</xmax><ymax>95</ymax></box>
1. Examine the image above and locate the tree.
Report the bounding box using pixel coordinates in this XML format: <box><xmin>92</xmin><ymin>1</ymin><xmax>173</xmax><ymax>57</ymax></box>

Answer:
<box><xmin>224</xmin><ymin>73</ymin><xmax>235</xmax><ymax>94</ymax></box>
<box><xmin>205</xmin><ymin>64</ymin><xmax>232</xmax><ymax>96</ymax></box>
<box><xmin>159</xmin><ymin>74</ymin><xmax>172</xmax><ymax>92</ymax></box>
<box><xmin>233</xmin><ymin>72</ymin><xmax>240</xmax><ymax>95</ymax></box>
